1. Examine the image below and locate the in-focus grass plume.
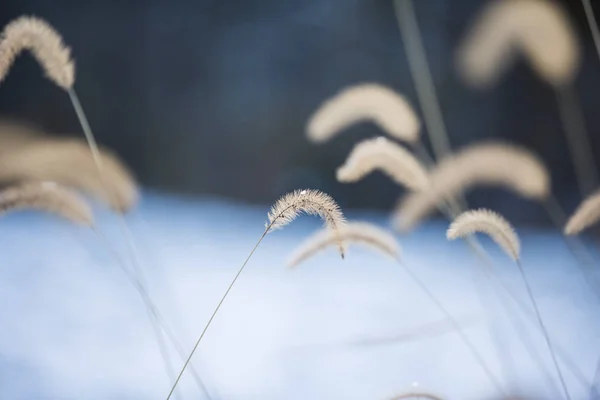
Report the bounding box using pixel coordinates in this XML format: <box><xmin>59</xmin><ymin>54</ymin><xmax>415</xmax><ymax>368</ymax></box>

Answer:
<box><xmin>0</xmin><ymin>180</ymin><xmax>93</xmax><ymax>226</ymax></box>
<box><xmin>393</xmin><ymin>142</ymin><xmax>549</xmax><ymax>232</ymax></box>
<box><xmin>166</xmin><ymin>189</ymin><xmax>346</xmax><ymax>399</ymax></box>
<box><xmin>307</xmin><ymin>83</ymin><xmax>420</xmax><ymax>144</ymax></box>
<box><xmin>0</xmin><ymin>16</ymin><xmax>74</xmax><ymax>89</ymax></box>
<box><xmin>267</xmin><ymin>189</ymin><xmax>346</xmax><ymax>258</ymax></box>
<box><xmin>336</xmin><ymin>137</ymin><xmax>429</xmax><ymax>191</ymax></box>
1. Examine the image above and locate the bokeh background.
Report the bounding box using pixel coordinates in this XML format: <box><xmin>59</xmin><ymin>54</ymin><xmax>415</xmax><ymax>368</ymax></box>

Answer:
<box><xmin>1</xmin><ymin>0</ymin><xmax>600</xmax><ymax>223</ymax></box>
<box><xmin>1</xmin><ymin>1</ymin><xmax>600</xmax><ymax>400</ymax></box>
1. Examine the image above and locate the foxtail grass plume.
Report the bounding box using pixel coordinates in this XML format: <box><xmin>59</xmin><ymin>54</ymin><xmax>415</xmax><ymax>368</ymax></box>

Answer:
<box><xmin>336</xmin><ymin>137</ymin><xmax>429</xmax><ymax>191</ymax></box>
<box><xmin>307</xmin><ymin>83</ymin><xmax>420</xmax><ymax>144</ymax></box>
<box><xmin>267</xmin><ymin>189</ymin><xmax>346</xmax><ymax>258</ymax></box>
<box><xmin>564</xmin><ymin>189</ymin><xmax>600</xmax><ymax>235</ymax></box>
<box><xmin>0</xmin><ymin>137</ymin><xmax>138</xmax><ymax>212</ymax></box>
<box><xmin>166</xmin><ymin>188</ymin><xmax>346</xmax><ymax>399</ymax></box>
<box><xmin>393</xmin><ymin>142</ymin><xmax>549</xmax><ymax>232</ymax></box>
<box><xmin>0</xmin><ymin>16</ymin><xmax>74</xmax><ymax>89</ymax></box>
<box><xmin>389</xmin><ymin>393</ymin><xmax>444</xmax><ymax>400</ymax></box>
<box><xmin>287</xmin><ymin>221</ymin><xmax>400</xmax><ymax>268</ymax></box>
<box><xmin>456</xmin><ymin>0</ymin><xmax>579</xmax><ymax>88</ymax></box>
<box><xmin>0</xmin><ymin>181</ymin><xmax>93</xmax><ymax>225</ymax></box>
<box><xmin>447</xmin><ymin>209</ymin><xmax>520</xmax><ymax>261</ymax></box>
<box><xmin>0</xmin><ymin>118</ymin><xmax>45</xmax><ymax>153</ymax></box>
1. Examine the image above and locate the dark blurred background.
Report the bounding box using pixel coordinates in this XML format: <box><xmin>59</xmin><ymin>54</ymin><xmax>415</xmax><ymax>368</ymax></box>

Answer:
<box><xmin>0</xmin><ymin>0</ymin><xmax>600</xmax><ymax>225</ymax></box>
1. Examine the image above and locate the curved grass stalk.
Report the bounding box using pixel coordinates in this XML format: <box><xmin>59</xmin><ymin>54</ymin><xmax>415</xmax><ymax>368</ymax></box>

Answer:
<box><xmin>165</xmin><ymin>228</ymin><xmax>268</xmax><ymax>400</ymax></box>
<box><xmin>166</xmin><ymin>191</ymin><xmax>344</xmax><ymax>400</ymax></box>
<box><xmin>92</xmin><ymin>227</ymin><xmax>212</xmax><ymax>399</ymax></box>
<box><xmin>515</xmin><ymin>258</ymin><xmax>570</xmax><ymax>400</ymax></box>
<box><xmin>396</xmin><ymin>258</ymin><xmax>505</xmax><ymax>394</ymax></box>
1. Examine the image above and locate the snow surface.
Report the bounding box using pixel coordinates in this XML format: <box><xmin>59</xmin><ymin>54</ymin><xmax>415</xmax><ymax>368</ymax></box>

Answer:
<box><xmin>0</xmin><ymin>191</ymin><xmax>599</xmax><ymax>400</ymax></box>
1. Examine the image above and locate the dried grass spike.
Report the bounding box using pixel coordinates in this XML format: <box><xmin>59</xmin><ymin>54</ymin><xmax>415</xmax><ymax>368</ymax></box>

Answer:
<box><xmin>393</xmin><ymin>142</ymin><xmax>549</xmax><ymax>232</ymax></box>
<box><xmin>336</xmin><ymin>137</ymin><xmax>429</xmax><ymax>191</ymax></box>
<box><xmin>287</xmin><ymin>221</ymin><xmax>400</xmax><ymax>268</ymax></box>
<box><xmin>456</xmin><ymin>0</ymin><xmax>579</xmax><ymax>88</ymax></box>
<box><xmin>267</xmin><ymin>189</ymin><xmax>346</xmax><ymax>258</ymax></box>
<box><xmin>307</xmin><ymin>83</ymin><xmax>420</xmax><ymax>144</ymax></box>
<box><xmin>0</xmin><ymin>137</ymin><xmax>138</xmax><ymax>212</ymax></box>
<box><xmin>447</xmin><ymin>208</ymin><xmax>520</xmax><ymax>261</ymax></box>
<box><xmin>564</xmin><ymin>189</ymin><xmax>600</xmax><ymax>235</ymax></box>
<box><xmin>0</xmin><ymin>181</ymin><xmax>93</xmax><ymax>225</ymax></box>
<box><xmin>0</xmin><ymin>16</ymin><xmax>74</xmax><ymax>89</ymax></box>
<box><xmin>389</xmin><ymin>393</ymin><xmax>444</xmax><ymax>400</ymax></box>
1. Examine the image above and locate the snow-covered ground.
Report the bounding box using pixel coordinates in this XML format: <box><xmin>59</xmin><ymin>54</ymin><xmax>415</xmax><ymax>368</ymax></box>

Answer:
<box><xmin>0</xmin><ymin>191</ymin><xmax>599</xmax><ymax>400</ymax></box>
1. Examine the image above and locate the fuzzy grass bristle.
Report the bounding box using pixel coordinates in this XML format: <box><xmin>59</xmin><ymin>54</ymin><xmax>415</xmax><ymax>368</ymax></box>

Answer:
<box><xmin>307</xmin><ymin>83</ymin><xmax>420</xmax><ymax>144</ymax></box>
<box><xmin>267</xmin><ymin>189</ymin><xmax>346</xmax><ymax>259</ymax></box>
<box><xmin>287</xmin><ymin>221</ymin><xmax>400</xmax><ymax>268</ymax></box>
<box><xmin>564</xmin><ymin>189</ymin><xmax>600</xmax><ymax>235</ymax></box>
<box><xmin>336</xmin><ymin>137</ymin><xmax>429</xmax><ymax>191</ymax></box>
<box><xmin>389</xmin><ymin>392</ymin><xmax>444</xmax><ymax>400</ymax></box>
<box><xmin>456</xmin><ymin>0</ymin><xmax>579</xmax><ymax>88</ymax></box>
<box><xmin>0</xmin><ymin>16</ymin><xmax>74</xmax><ymax>89</ymax></box>
<box><xmin>0</xmin><ymin>137</ymin><xmax>138</xmax><ymax>213</ymax></box>
<box><xmin>447</xmin><ymin>208</ymin><xmax>520</xmax><ymax>261</ymax></box>
<box><xmin>393</xmin><ymin>142</ymin><xmax>549</xmax><ymax>232</ymax></box>
<box><xmin>0</xmin><ymin>181</ymin><xmax>93</xmax><ymax>226</ymax></box>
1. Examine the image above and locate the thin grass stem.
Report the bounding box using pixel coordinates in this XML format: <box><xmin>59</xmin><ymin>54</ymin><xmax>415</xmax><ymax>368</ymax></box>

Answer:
<box><xmin>92</xmin><ymin>227</ymin><xmax>212</xmax><ymax>399</ymax></box>
<box><xmin>397</xmin><ymin>258</ymin><xmax>505</xmax><ymax>394</ymax></box>
<box><xmin>165</xmin><ymin>228</ymin><xmax>270</xmax><ymax>400</ymax></box>
<box><xmin>543</xmin><ymin>195</ymin><xmax>600</xmax><ymax>303</ymax></box>
<box><xmin>581</xmin><ymin>0</ymin><xmax>600</xmax><ymax>71</ymax></box>
<box><xmin>555</xmin><ymin>85</ymin><xmax>598</xmax><ymax>197</ymax></box>
<box><xmin>515</xmin><ymin>259</ymin><xmax>570</xmax><ymax>399</ymax></box>
<box><xmin>393</xmin><ymin>0</ymin><xmax>451</xmax><ymax>161</ymax></box>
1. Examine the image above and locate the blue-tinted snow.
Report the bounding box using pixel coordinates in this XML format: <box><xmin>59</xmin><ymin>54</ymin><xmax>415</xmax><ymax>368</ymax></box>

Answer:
<box><xmin>0</xmin><ymin>191</ymin><xmax>599</xmax><ymax>400</ymax></box>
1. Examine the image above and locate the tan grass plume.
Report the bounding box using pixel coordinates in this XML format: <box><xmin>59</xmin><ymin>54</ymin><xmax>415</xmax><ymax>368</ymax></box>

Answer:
<box><xmin>447</xmin><ymin>208</ymin><xmax>520</xmax><ymax>261</ymax></box>
<box><xmin>267</xmin><ymin>189</ymin><xmax>346</xmax><ymax>258</ymax></box>
<box><xmin>393</xmin><ymin>142</ymin><xmax>549</xmax><ymax>232</ymax></box>
<box><xmin>307</xmin><ymin>83</ymin><xmax>420</xmax><ymax>144</ymax></box>
<box><xmin>456</xmin><ymin>0</ymin><xmax>579</xmax><ymax>88</ymax></box>
<box><xmin>0</xmin><ymin>16</ymin><xmax>74</xmax><ymax>89</ymax></box>
<box><xmin>287</xmin><ymin>221</ymin><xmax>400</xmax><ymax>268</ymax></box>
<box><xmin>336</xmin><ymin>137</ymin><xmax>429</xmax><ymax>191</ymax></box>
<box><xmin>0</xmin><ymin>181</ymin><xmax>93</xmax><ymax>225</ymax></box>
<box><xmin>0</xmin><ymin>137</ymin><xmax>138</xmax><ymax>212</ymax></box>
<box><xmin>564</xmin><ymin>189</ymin><xmax>600</xmax><ymax>235</ymax></box>
<box><xmin>167</xmin><ymin>188</ymin><xmax>346</xmax><ymax>398</ymax></box>
<box><xmin>389</xmin><ymin>393</ymin><xmax>444</xmax><ymax>400</ymax></box>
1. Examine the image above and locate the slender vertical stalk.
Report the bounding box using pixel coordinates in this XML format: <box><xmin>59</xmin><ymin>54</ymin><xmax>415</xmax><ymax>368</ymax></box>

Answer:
<box><xmin>393</xmin><ymin>0</ymin><xmax>451</xmax><ymax>161</ymax></box>
<box><xmin>543</xmin><ymin>195</ymin><xmax>600</xmax><ymax>302</ymax></box>
<box><xmin>165</xmin><ymin>228</ymin><xmax>269</xmax><ymax>400</ymax></box>
<box><xmin>591</xmin><ymin>357</ymin><xmax>600</xmax><ymax>400</ymax></box>
<box><xmin>481</xmin><ymin>258</ymin><xmax>594</xmax><ymax>393</ymax></box>
<box><xmin>67</xmin><ymin>88</ymin><xmax>215</xmax><ymax>397</ymax></box>
<box><xmin>555</xmin><ymin>85</ymin><xmax>598</xmax><ymax>197</ymax></box>
<box><xmin>397</xmin><ymin>259</ymin><xmax>505</xmax><ymax>394</ymax></box>
<box><xmin>581</xmin><ymin>0</ymin><xmax>600</xmax><ymax>64</ymax></box>
<box><xmin>393</xmin><ymin>5</ymin><xmax>514</xmax><ymax>382</ymax></box>
<box><xmin>486</xmin><ymin>270</ymin><xmax>563</xmax><ymax>399</ymax></box>
<box><xmin>92</xmin><ymin>228</ymin><xmax>212</xmax><ymax>399</ymax></box>
<box><xmin>515</xmin><ymin>259</ymin><xmax>570</xmax><ymax>399</ymax></box>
